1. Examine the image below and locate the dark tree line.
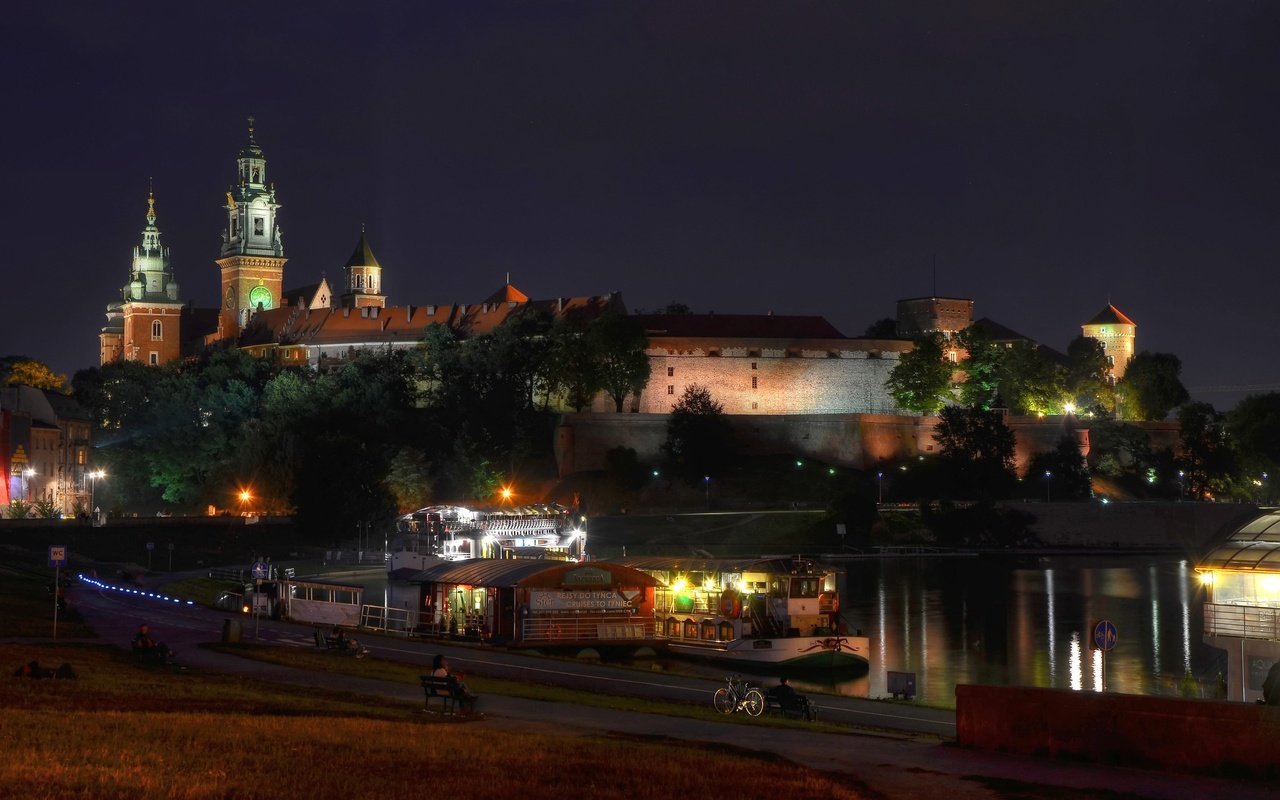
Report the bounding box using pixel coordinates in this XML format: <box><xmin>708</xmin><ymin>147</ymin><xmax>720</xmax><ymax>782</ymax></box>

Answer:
<box><xmin>70</xmin><ymin>309</ymin><xmax>650</xmax><ymax>540</ymax></box>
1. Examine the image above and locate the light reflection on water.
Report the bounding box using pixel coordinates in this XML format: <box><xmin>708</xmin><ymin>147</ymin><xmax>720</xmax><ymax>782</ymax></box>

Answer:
<box><xmin>834</xmin><ymin>554</ymin><xmax>1219</xmax><ymax>704</ymax></box>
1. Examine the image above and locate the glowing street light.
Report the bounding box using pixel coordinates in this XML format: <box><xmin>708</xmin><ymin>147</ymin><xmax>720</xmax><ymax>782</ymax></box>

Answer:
<box><xmin>88</xmin><ymin>469</ymin><xmax>106</xmax><ymax>513</ymax></box>
<box><xmin>238</xmin><ymin>488</ymin><xmax>252</xmax><ymax>516</ymax></box>
<box><xmin>1063</xmin><ymin>401</ymin><xmax>1076</xmax><ymax>415</ymax></box>
<box><xmin>23</xmin><ymin>468</ymin><xmax>35</xmax><ymax>501</ymax></box>
<box><xmin>1044</xmin><ymin>470</ymin><xmax>1052</xmax><ymax>503</ymax></box>
<box><xmin>877</xmin><ymin>471</ymin><xmax>884</xmax><ymax>506</ymax></box>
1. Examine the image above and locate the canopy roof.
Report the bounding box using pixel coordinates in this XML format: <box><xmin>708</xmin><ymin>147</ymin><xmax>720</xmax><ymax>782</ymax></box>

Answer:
<box><xmin>612</xmin><ymin>556</ymin><xmax>828</xmax><ymax>575</ymax></box>
<box><xmin>1197</xmin><ymin>510</ymin><xmax>1280</xmax><ymax>573</ymax></box>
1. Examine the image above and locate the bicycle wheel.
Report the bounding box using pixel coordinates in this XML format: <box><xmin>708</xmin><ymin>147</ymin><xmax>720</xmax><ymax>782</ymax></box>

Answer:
<box><xmin>713</xmin><ymin>687</ymin><xmax>735</xmax><ymax>714</ymax></box>
<box><xmin>743</xmin><ymin>688</ymin><xmax>765</xmax><ymax>717</ymax></box>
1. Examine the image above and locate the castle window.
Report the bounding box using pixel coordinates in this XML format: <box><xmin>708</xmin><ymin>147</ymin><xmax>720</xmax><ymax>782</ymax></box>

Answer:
<box><xmin>751</xmin><ymin>361</ymin><xmax>757</xmax><ymax>370</ymax></box>
<box><xmin>751</xmin><ymin>376</ymin><xmax>757</xmax><ymax>389</ymax></box>
<box><xmin>667</xmin><ymin>385</ymin><xmax>674</xmax><ymax>395</ymax></box>
<box><xmin>356</xmin><ymin>274</ymin><xmax>364</xmax><ymax>289</ymax></box>
<box><xmin>151</xmin><ymin>321</ymin><xmax>162</xmax><ymax>340</ymax></box>
<box><xmin>752</xmin><ymin>402</ymin><xmax>758</xmax><ymax>410</ymax></box>
<box><xmin>667</xmin><ymin>367</ymin><xmax>674</xmax><ymax>377</ymax></box>
<box><xmin>253</xmin><ymin>217</ymin><xmax>264</xmax><ymax>236</ymax></box>
<box><xmin>148</xmin><ymin>352</ymin><xmax>159</xmax><ymax>366</ymax></box>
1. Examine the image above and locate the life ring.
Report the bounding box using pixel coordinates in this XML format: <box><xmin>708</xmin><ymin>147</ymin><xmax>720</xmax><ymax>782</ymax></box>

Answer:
<box><xmin>719</xmin><ymin>590</ymin><xmax>742</xmax><ymax>619</ymax></box>
<box><xmin>820</xmin><ymin>592</ymin><xmax>839</xmax><ymax>614</ymax></box>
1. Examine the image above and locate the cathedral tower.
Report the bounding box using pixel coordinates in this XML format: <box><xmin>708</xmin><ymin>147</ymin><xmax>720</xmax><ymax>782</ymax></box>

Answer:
<box><xmin>99</xmin><ymin>189</ymin><xmax>185</xmax><ymax>365</ymax></box>
<box><xmin>216</xmin><ymin>116</ymin><xmax>286</xmax><ymax>338</ymax></box>
<box><xmin>1082</xmin><ymin>303</ymin><xmax>1136</xmax><ymax>383</ymax></box>
<box><xmin>339</xmin><ymin>228</ymin><xmax>386</xmax><ymax>309</ymax></box>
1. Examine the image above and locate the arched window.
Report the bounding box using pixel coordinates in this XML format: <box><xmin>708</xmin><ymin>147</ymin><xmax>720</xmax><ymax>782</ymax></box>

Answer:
<box><xmin>356</xmin><ymin>274</ymin><xmax>364</xmax><ymax>289</ymax></box>
<box><xmin>151</xmin><ymin>320</ymin><xmax>162</xmax><ymax>340</ymax></box>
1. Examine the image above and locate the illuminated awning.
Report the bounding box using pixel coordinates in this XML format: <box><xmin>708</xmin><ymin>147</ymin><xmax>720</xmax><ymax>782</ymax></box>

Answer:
<box><xmin>1197</xmin><ymin>510</ymin><xmax>1280</xmax><ymax>573</ymax></box>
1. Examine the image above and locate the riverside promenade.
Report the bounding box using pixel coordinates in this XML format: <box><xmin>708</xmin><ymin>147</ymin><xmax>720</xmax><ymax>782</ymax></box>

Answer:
<box><xmin>62</xmin><ymin>575</ymin><xmax>1278</xmax><ymax>800</ymax></box>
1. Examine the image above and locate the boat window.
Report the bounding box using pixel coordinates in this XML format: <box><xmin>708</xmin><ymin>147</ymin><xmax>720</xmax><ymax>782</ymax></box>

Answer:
<box><xmin>790</xmin><ymin>578</ymin><xmax>820</xmax><ymax>598</ymax></box>
<box><xmin>769</xmin><ymin>578</ymin><xmax>787</xmax><ymax>598</ymax></box>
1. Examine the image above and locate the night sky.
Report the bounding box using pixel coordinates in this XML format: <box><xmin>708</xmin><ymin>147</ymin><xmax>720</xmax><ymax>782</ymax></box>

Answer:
<box><xmin>6</xmin><ymin>2</ymin><xmax>1278</xmax><ymax>408</ymax></box>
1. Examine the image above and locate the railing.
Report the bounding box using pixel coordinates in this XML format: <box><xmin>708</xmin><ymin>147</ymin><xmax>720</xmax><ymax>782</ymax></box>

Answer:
<box><xmin>324</xmin><ymin>550</ymin><xmax>388</xmax><ymax>566</ymax></box>
<box><xmin>360</xmin><ymin>604</ymin><xmax>420</xmax><ymax>635</ymax></box>
<box><xmin>521</xmin><ymin>617</ymin><xmax>654</xmax><ymax>642</ymax></box>
<box><xmin>1204</xmin><ymin>602</ymin><xmax>1280</xmax><ymax>641</ymax></box>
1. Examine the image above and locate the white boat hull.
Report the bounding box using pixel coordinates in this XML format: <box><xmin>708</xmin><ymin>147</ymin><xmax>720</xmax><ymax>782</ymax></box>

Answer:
<box><xmin>668</xmin><ymin>634</ymin><xmax>870</xmax><ymax>671</ymax></box>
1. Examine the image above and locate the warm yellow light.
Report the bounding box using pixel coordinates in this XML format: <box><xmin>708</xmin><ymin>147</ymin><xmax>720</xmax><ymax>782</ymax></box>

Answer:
<box><xmin>239</xmin><ymin>490</ymin><xmax>252</xmax><ymax>502</ymax></box>
<box><xmin>1199</xmin><ymin>572</ymin><xmax>1214</xmax><ymax>586</ymax></box>
<box><xmin>672</xmin><ymin>578</ymin><xmax>687</xmax><ymax>593</ymax></box>
<box><xmin>1063</xmin><ymin>402</ymin><xmax>1076</xmax><ymax>415</ymax></box>
<box><xmin>1261</xmin><ymin>575</ymin><xmax>1280</xmax><ymax>595</ymax></box>
<box><xmin>500</xmin><ymin>486</ymin><xmax>513</xmax><ymax>500</ymax></box>
<box><xmin>737</xmin><ymin>581</ymin><xmax>748</xmax><ymax>593</ymax></box>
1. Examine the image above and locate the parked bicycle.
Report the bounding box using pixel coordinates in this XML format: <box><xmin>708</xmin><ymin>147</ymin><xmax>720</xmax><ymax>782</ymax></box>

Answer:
<box><xmin>713</xmin><ymin>674</ymin><xmax>765</xmax><ymax>716</ymax></box>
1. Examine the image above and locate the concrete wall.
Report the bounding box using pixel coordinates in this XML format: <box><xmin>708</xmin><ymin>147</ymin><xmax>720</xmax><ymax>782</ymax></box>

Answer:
<box><xmin>956</xmin><ymin>684</ymin><xmax>1280</xmax><ymax>778</ymax></box>
<box><xmin>1017</xmin><ymin>501</ymin><xmax>1256</xmax><ymax>551</ymax></box>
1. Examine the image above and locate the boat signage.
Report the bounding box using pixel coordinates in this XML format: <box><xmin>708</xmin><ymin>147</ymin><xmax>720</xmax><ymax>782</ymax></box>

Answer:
<box><xmin>563</xmin><ymin>567</ymin><xmax>611</xmax><ymax>586</ymax></box>
<box><xmin>531</xmin><ymin>589</ymin><xmax>631</xmax><ymax>611</ymax></box>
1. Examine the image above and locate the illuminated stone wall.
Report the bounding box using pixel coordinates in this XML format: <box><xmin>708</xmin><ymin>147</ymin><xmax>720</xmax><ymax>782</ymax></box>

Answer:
<box><xmin>589</xmin><ymin>337</ymin><xmax>913</xmax><ymax>415</ymax></box>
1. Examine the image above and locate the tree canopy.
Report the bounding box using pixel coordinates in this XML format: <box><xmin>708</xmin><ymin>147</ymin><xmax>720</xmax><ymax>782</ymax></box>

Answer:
<box><xmin>933</xmin><ymin>405</ymin><xmax>1017</xmax><ymax>500</ymax></box>
<box><xmin>1116</xmin><ymin>351</ymin><xmax>1189</xmax><ymax>421</ymax></box>
<box><xmin>662</xmin><ymin>384</ymin><xmax>734</xmax><ymax>482</ymax></box>
<box><xmin>886</xmin><ymin>333</ymin><xmax>953</xmax><ymax>415</ymax></box>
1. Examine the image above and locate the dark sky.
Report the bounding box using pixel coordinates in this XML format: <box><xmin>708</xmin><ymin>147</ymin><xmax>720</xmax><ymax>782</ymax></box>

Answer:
<box><xmin>6</xmin><ymin>2</ymin><xmax>1279</xmax><ymax>408</ymax></box>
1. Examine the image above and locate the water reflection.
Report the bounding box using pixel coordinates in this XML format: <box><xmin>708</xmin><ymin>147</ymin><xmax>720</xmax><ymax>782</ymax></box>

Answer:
<box><xmin>836</xmin><ymin>554</ymin><xmax>1218</xmax><ymax>704</ymax></box>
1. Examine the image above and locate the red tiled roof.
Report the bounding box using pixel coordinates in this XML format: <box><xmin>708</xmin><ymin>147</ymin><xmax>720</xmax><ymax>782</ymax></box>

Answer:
<box><xmin>1084</xmin><ymin>304</ymin><xmax>1136</xmax><ymax>327</ymax></box>
<box><xmin>633</xmin><ymin>313</ymin><xmax>847</xmax><ymax>340</ymax></box>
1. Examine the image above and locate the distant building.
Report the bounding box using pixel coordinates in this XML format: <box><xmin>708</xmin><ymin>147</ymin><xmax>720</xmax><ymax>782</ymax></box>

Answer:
<box><xmin>99</xmin><ymin>191</ymin><xmax>185</xmax><ymax>366</ymax></box>
<box><xmin>1081</xmin><ymin>303</ymin><xmax>1137</xmax><ymax>382</ymax></box>
<box><xmin>0</xmin><ymin>387</ymin><xmax>92</xmax><ymax>515</ymax></box>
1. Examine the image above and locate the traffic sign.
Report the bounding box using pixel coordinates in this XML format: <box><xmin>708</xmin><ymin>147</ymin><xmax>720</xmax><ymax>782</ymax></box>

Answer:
<box><xmin>48</xmin><ymin>545</ymin><xmax>67</xmax><ymax>568</ymax></box>
<box><xmin>1093</xmin><ymin>619</ymin><xmax>1117</xmax><ymax>651</ymax></box>
<box><xmin>251</xmin><ymin>560</ymin><xmax>269</xmax><ymax>580</ymax></box>
<box><xmin>146</xmin><ymin>542</ymin><xmax>155</xmax><ymax>551</ymax></box>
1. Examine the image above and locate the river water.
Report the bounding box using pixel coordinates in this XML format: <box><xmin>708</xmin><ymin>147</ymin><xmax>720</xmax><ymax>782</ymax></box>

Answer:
<box><xmin>806</xmin><ymin>553</ymin><xmax>1222</xmax><ymax>704</ymax></box>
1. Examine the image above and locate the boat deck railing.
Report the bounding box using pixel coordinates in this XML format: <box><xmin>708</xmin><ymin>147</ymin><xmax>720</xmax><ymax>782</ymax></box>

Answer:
<box><xmin>1204</xmin><ymin>602</ymin><xmax>1280</xmax><ymax>641</ymax></box>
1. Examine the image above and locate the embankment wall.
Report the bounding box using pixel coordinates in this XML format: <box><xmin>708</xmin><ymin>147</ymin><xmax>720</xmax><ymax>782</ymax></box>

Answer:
<box><xmin>956</xmin><ymin>684</ymin><xmax>1280</xmax><ymax>778</ymax></box>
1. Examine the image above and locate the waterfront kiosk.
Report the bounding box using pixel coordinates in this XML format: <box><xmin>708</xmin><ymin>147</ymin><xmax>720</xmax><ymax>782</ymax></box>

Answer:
<box><xmin>1196</xmin><ymin>509</ymin><xmax>1280</xmax><ymax>703</ymax></box>
<box><xmin>279</xmin><ymin>577</ymin><xmax>365</xmax><ymax>627</ymax></box>
<box><xmin>410</xmin><ymin>559</ymin><xmax>658</xmax><ymax>644</ymax></box>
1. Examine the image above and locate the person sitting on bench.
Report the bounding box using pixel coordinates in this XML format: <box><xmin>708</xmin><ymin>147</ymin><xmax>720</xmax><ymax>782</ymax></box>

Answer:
<box><xmin>770</xmin><ymin>676</ymin><xmax>815</xmax><ymax>720</ymax></box>
<box><xmin>432</xmin><ymin>654</ymin><xmax>478</xmax><ymax>713</ymax></box>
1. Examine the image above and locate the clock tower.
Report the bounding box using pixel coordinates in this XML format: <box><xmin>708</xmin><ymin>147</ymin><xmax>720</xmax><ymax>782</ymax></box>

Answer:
<box><xmin>216</xmin><ymin>116</ymin><xmax>286</xmax><ymax>338</ymax></box>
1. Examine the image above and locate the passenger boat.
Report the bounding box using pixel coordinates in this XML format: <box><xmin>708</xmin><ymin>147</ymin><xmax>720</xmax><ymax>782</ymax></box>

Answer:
<box><xmin>614</xmin><ymin>556</ymin><xmax>869</xmax><ymax>671</ymax></box>
<box><xmin>397</xmin><ymin>504</ymin><xmax>587</xmax><ymax>561</ymax></box>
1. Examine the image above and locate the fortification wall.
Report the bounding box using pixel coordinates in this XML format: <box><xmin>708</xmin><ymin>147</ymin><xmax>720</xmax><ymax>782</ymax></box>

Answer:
<box><xmin>559</xmin><ymin>412</ymin><xmax>1183</xmax><ymax>477</ymax></box>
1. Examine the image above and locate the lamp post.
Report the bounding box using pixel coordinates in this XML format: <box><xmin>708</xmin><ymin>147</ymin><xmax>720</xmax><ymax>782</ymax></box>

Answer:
<box><xmin>87</xmin><ymin>469</ymin><xmax>105</xmax><ymax>513</ymax></box>
<box><xmin>1177</xmin><ymin>470</ymin><xmax>1185</xmax><ymax>502</ymax></box>
<box><xmin>23</xmin><ymin>468</ymin><xmax>35</xmax><ymax>501</ymax></box>
<box><xmin>704</xmin><ymin>475</ymin><xmax>710</xmax><ymax>508</ymax></box>
<box><xmin>1044</xmin><ymin>470</ymin><xmax>1052</xmax><ymax>503</ymax></box>
<box><xmin>877</xmin><ymin>471</ymin><xmax>884</xmax><ymax>506</ymax></box>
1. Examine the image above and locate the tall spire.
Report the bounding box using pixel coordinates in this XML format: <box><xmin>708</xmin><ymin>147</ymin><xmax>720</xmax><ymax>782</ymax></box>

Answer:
<box><xmin>126</xmin><ymin>185</ymin><xmax>178</xmax><ymax>301</ymax></box>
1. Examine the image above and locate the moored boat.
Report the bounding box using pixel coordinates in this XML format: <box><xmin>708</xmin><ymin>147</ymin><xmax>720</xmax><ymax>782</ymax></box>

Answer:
<box><xmin>614</xmin><ymin>555</ymin><xmax>869</xmax><ymax>671</ymax></box>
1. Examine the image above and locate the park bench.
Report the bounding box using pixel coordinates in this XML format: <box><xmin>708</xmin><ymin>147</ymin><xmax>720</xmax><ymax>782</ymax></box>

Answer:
<box><xmin>419</xmin><ymin>674</ymin><xmax>474</xmax><ymax>715</ymax></box>
<box><xmin>764</xmin><ymin>691</ymin><xmax>817</xmax><ymax>722</ymax></box>
<box><xmin>314</xmin><ymin>628</ymin><xmax>367</xmax><ymax>657</ymax></box>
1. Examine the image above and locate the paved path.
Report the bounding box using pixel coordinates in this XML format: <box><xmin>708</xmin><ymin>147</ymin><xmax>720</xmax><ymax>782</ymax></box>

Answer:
<box><xmin>64</xmin><ymin>574</ymin><xmax>1279</xmax><ymax>800</ymax></box>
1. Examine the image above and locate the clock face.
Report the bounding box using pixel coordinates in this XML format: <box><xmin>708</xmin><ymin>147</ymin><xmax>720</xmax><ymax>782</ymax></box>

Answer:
<box><xmin>249</xmin><ymin>285</ymin><xmax>273</xmax><ymax>311</ymax></box>
<box><xmin>225</xmin><ymin>286</ymin><xmax>235</xmax><ymax>309</ymax></box>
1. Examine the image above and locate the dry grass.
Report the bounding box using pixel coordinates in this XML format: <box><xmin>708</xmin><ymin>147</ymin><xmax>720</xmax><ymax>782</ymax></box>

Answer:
<box><xmin>0</xmin><ymin>644</ymin><xmax>866</xmax><ymax>800</ymax></box>
<box><xmin>0</xmin><ymin>568</ymin><xmax>95</xmax><ymax>639</ymax></box>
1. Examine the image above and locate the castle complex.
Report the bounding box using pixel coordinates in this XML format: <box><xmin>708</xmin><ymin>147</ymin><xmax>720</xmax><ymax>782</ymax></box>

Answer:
<box><xmin>96</xmin><ymin>120</ymin><xmax>1136</xmax><ymax>433</ymax></box>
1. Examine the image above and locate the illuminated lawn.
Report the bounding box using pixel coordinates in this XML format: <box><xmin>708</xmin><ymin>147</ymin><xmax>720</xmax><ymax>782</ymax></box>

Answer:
<box><xmin>0</xmin><ymin>645</ymin><xmax>866</xmax><ymax>799</ymax></box>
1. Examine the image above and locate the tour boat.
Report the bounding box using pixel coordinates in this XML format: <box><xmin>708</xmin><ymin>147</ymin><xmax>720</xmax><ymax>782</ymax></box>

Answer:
<box><xmin>397</xmin><ymin>504</ymin><xmax>587</xmax><ymax>561</ymax></box>
<box><xmin>614</xmin><ymin>556</ymin><xmax>869</xmax><ymax>671</ymax></box>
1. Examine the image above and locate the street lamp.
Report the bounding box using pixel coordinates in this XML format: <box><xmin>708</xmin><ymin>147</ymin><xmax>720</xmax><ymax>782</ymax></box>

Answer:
<box><xmin>1177</xmin><ymin>470</ymin><xmax>1185</xmax><ymax>502</ymax></box>
<box><xmin>1044</xmin><ymin>470</ymin><xmax>1052</xmax><ymax>503</ymax></box>
<box><xmin>238</xmin><ymin>489</ymin><xmax>252</xmax><ymax>516</ymax></box>
<box><xmin>704</xmin><ymin>475</ymin><xmax>710</xmax><ymax>507</ymax></box>
<box><xmin>23</xmin><ymin>468</ymin><xmax>35</xmax><ymax>501</ymax></box>
<box><xmin>877</xmin><ymin>471</ymin><xmax>884</xmax><ymax>506</ymax></box>
<box><xmin>88</xmin><ymin>469</ymin><xmax>105</xmax><ymax>514</ymax></box>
